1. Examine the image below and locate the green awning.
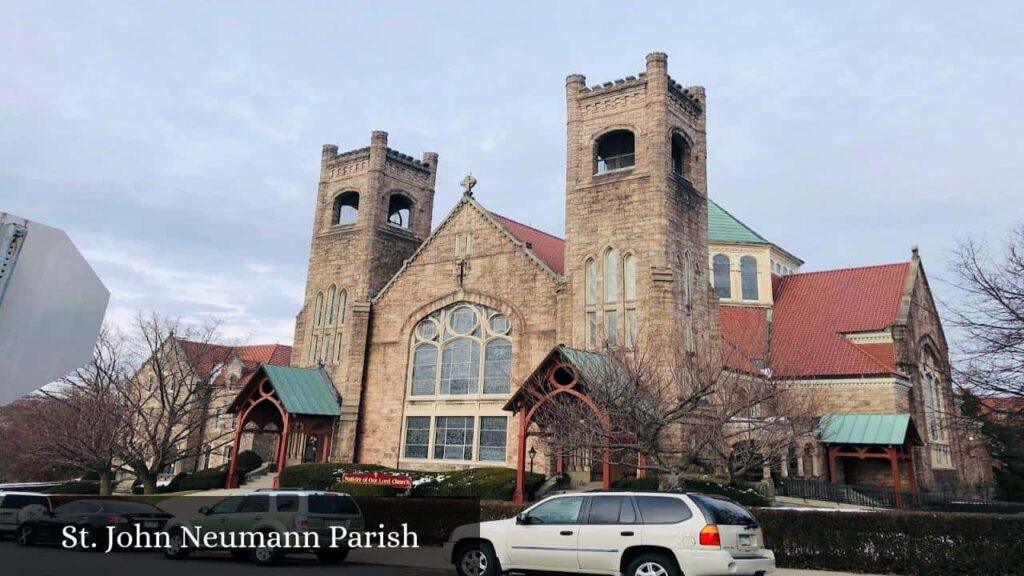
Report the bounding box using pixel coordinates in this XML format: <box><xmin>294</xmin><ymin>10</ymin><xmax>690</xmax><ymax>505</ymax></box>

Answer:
<box><xmin>820</xmin><ymin>413</ymin><xmax>922</xmax><ymax>446</ymax></box>
<box><xmin>260</xmin><ymin>364</ymin><xmax>341</xmax><ymax>416</ymax></box>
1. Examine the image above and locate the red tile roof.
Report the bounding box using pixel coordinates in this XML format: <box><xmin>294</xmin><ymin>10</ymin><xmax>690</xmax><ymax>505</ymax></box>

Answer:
<box><xmin>491</xmin><ymin>214</ymin><xmax>566</xmax><ymax>274</ymax></box>
<box><xmin>720</xmin><ymin>262</ymin><xmax>910</xmax><ymax>378</ymax></box>
<box><xmin>174</xmin><ymin>338</ymin><xmax>292</xmax><ymax>384</ymax></box>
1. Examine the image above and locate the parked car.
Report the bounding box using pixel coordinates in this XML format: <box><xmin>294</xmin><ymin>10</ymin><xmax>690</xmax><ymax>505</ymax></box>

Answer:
<box><xmin>15</xmin><ymin>499</ymin><xmax>172</xmax><ymax>549</ymax></box>
<box><xmin>444</xmin><ymin>491</ymin><xmax>775</xmax><ymax>576</ymax></box>
<box><xmin>0</xmin><ymin>491</ymin><xmax>52</xmax><ymax>539</ymax></box>
<box><xmin>163</xmin><ymin>490</ymin><xmax>364</xmax><ymax>566</ymax></box>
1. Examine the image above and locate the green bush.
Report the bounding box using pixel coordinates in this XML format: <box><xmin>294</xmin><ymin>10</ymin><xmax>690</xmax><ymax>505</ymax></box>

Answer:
<box><xmin>179</xmin><ymin>467</ymin><xmax>229</xmax><ymax>490</ymax></box>
<box><xmin>43</xmin><ymin>481</ymin><xmax>100</xmax><ymax>495</ymax></box>
<box><xmin>235</xmin><ymin>450</ymin><xmax>263</xmax><ymax>474</ymax></box>
<box><xmin>611</xmin><ymin>475</ymin><xmax>771</xmax><ymax>507</ymax></box>
<box><xmin>757</xmin><ymin>508</ymin><xmax>1024</xmax><ymax>575</ymax></box>
<box><xmin>412</xmin><ymin>467</ymin><xmax>545</xmax><ymax>501</ymax></box>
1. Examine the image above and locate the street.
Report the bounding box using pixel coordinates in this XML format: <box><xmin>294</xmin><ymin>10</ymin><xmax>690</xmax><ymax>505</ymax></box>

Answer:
<box><xmin>0</xmin><ymin>540</ymin><xmax>447</xmax><ymax>576</ymax></box>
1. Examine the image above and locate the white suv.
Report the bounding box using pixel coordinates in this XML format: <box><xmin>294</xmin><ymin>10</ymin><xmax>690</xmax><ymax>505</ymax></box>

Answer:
<box><xmin>444</xmin><ymin>492</ymin><xmax>774</xmax><ymax>576</ymax></box>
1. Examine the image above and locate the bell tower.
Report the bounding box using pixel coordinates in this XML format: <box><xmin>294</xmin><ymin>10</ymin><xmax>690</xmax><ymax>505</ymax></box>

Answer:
<box><xmin>564</xmin><ymin>52</ymin><xmax>714</xmax><ymax>355</ymax></box>
<box><xmin>293</xmin><ymin>131</ymin><xmax>437</xmax><ymax>461</ymax></box>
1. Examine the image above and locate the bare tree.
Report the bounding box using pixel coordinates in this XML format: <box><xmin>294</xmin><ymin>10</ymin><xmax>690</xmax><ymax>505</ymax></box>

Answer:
<box><xmin>947</xmin><ymin>225</ymin><xmax>1024</xmax><ymax>418</ymax></box>
<box><xmin>117</xmin><ymin>312</ymin><xmax>229</xmax><ymax>494</ymax></box>
<box><xmin>0</xmin><ymin>396</ymin><xmax>80</xmax><ymax>483</ymax></box>
<box><xmin>529</xmin><ymin>330</ymin><xmax>817</xmax><ymax>487</ymax></box>
<box><xmin>32</xmin><ymin>325</ymin><xmax>132</xmax><ymax>494</ymax></box>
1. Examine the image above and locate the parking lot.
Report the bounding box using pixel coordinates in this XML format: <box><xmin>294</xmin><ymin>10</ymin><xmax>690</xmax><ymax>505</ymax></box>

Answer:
<box><xmin>0</xmin><ymin>540</ymin><xmax>447</xmax><ymax>576</ymax></box>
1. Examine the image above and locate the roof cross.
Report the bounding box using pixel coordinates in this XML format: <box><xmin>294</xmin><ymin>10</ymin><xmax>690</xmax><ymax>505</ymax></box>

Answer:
<box><xmin>460</xmin><ymin>173</ymin><xmax>477</xmax><ymax>197</ymax></box>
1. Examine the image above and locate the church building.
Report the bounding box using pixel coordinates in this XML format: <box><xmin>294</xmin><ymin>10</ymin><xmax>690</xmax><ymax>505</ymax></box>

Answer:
<box><xmin>227</xmin><ymin>53</ymin><xmax>971</xmax><ymax>496</ymax></box>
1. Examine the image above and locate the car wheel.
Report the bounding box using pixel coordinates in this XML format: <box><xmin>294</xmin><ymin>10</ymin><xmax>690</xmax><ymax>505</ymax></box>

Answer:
<box><xmin>163</xmin><ymin>529</ymin><xmax>191</xmax><ymax>560</ymax></box>
<box><xmin>15</xmin><ymin>524</ymin><xmax>34</xmax><ymax>546</ymax></box>
<box><xmin>455</xmin><ymin>541</ymin><xmax>500</xmax><ymax>576</ymax></box>
<box><xmin>315</xmin><ymin>547</ymin><xmax>349</xmax><ymax>564</ymax></box>
<box><xmin>626</xmin><ymin>552</ymin><xmax>680</xmax><ymax>576</ymax></box>
<box><xmin>251</xmin><ymin>535</ymin><xmax>282</xmax><ymax>567</ymax></box>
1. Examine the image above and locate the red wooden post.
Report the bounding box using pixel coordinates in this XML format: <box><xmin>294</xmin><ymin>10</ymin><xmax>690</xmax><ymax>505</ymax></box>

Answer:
<box><xmin>602</xmin><ymin>441</ymin><xmax>612</xmax><ymax>491</ymax></box>
<box><xmin>888</xmin><ymin>446</ymin><xmax>903</xmax><ymax>510</ymax></box>
<box><xmin>906</xmin><ymin>447</ymin><xmax>919</xmax><ymax>504</ymax></box>
<box><xmin>513</xmin><ymin>406</ymin><xmax>528</xmax><ymax>503</ymax></box>
<box><xmin>827</xmin><ymin>445</ymin><xmax>839</xmax><ymax>483</ymax></box>
<box><xmin>637</xmin><ymin>453</ymin><xmax>647</xmax><ymax>479</ymax></box>
<box><xmin>556</xmin><ymin>452</ymin><xmax>564</xmax><ymax>476</ymax></box>
<box><xmin>277</xmin><ymin>413</ymin><xmax>291</xmax><ymax>473</ymax></box>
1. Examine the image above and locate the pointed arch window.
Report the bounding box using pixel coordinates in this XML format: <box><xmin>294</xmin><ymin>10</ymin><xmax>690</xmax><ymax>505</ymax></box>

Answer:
<box><xmin>595</xmin><ymin>130</ymin><xmax>635</xmax><ymax>173</ymax></box>
<box><xmin>713</xmin><ymin>254</ymin><xmax>731</xmax><ymax>299</ymax></box>
<box><xmin>332</xmin><ymin>192</ymin><xmax>359</xmax><ymax>225</ymax></box>
<box><xmin>325</xmin><ymin>285</ymin><xmax>337</xmax><ymax>325</ymax></box>
<box><xmin>337</xmin><ymin>289</ymin><xmax>347</xmax><ymax>324</ymax></box>
<box><xmin>623</xmin><ymin>253</ymin><xmax>638</xmax><ymax>347</ymax></box>
<box><xmin>585</xmin><ymin>258</ymin><xmax>598</xmax><ymax>304</ymax></box>
<box><xmin>313</xmin><ymin>292</ymin><xmax>325</xmax><ymax>327</ymax></box>
<box><xmin>603</xmin><ymin>247</ymin><xmax>618</xmax><ymax>303</ymax></box>
<box><xmin>740</xmin><ymin>256</ymin><xmax>758</xmax><ymax>300</ymax></box>
<box><xmin>683</xmin><ymin>251</ymin><xmax>695</xmax><ymax>354</ymax></box>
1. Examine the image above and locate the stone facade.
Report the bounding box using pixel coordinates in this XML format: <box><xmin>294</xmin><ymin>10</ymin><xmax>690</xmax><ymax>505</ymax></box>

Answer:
<box><xmin>285</xmin><ymin>52</ymin><xmax>984</xmax><ymax>491</ymax></box>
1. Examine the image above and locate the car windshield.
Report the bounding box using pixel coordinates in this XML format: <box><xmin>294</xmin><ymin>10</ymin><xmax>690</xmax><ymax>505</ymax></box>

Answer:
<box><xmin>690</xmin><ymin>495</ymin><xmax>758</xmax><ymax>526</ymax></box>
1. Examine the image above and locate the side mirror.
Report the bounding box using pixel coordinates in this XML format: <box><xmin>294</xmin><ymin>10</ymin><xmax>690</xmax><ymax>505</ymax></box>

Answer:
<box><xmin>198</xmin><ymin>506</ymin><xmax>211</xmax><ymax>515</ymax></box>
<box><xmin>515</xmin><ymin>512</ymin><xmax>530</xmax><ymax>525</ymax></box>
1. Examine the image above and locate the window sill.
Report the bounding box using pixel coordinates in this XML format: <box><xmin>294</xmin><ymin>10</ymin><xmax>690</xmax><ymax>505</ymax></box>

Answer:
<box><xmin>593</xmin><ymin>167</ymin><xmax>634</xmax><ymax>179</ymax></box>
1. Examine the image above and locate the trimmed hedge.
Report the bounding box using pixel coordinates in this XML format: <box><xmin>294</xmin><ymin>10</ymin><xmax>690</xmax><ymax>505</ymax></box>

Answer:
<box><xmin>179</xmin><ymin>467</ymin><xmax>229</xmax><ymax>491</ymax></box>
<box><xmin>43</xmin><ymin>481</ymin><xmax>100</xmax><ymax>494</ymax></box>
<box><xmin>279</xmin><ymin>463</ymin><xmax>544</xmax><ymax>501</ymax></box>
<box><xmin>611</xmin><ymin>475</ymin><xmax>771</xmax><ymax>507</ymax></box>
<box><xmin>412</xmin><ymin>467</ymin><xmax>545</xmax><ymax>501</ymax></box>
<box><xmin>757</xmin><ymin>508</ymin><xmax>1024</xmax><ymax>575</ymax></box>
<box><xmin>235</xmin><ymin>450</ymin><xmax>263</xmax><ymax>473</ymax></box>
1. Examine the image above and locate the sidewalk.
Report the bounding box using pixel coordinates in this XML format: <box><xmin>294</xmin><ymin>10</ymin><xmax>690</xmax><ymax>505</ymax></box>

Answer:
<box><xmin>349</xmin><ymin>546</ymin><xmax>896</xmax><ymax>576</ymax></box>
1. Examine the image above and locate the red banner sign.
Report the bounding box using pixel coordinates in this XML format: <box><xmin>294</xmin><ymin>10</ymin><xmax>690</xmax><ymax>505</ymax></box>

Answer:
<box><xmin>340</xmin><ymin>471</ymin><xmax>413</xmax><ymax>489</ymax></box>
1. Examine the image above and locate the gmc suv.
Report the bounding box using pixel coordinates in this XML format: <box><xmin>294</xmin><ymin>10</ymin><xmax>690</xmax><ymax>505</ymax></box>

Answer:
<box><xmin>444</xmin><ymin>492</ymin><xmax>774</xmax><ymax>576</ymax></box>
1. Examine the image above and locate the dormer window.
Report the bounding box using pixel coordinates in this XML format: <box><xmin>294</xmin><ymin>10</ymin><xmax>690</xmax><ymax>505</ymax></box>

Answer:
<box><xmin>595</xmin><ymin>130</ymin><xmax>635</xmax><ymax>173</ymax></box>
<box><xmin>332</xmin><ymin>192</ymin><xmax>359</xmax><ymax>225</ymax></box>
<box><xmin>388</xmin><ymin>194</ymin><xmax>412</xmax><ymax>228</ymax></box>
<box><xmin>671</xmin><ymin>133</ymin><xmax>692</xmax><ymax>178</ymax></box>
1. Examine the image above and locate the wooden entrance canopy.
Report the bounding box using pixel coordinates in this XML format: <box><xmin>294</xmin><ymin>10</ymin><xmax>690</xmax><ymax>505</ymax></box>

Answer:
<box><xmin>504</xmin><ymin>346</ymin><xmax>618</xmax><ymax>503</ymax></box>
<box><xmin>224</xmin><ymin>364</ymin><xmax>341</xmax><ymax>488</ymax></box>
<box><xmin>820</xmin><ymin>413</ymin><xmax>924</xmax><ymax>508</ymax></box>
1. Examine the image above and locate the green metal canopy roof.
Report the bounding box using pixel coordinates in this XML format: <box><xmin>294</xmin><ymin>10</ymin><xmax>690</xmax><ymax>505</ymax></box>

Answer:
<box><xmin>260</xmin><ymin>364</ymin><xmax>341</xmax><ymax>416</ymax></box>
<box><xmin>820</xmin><ymin>413</ymin><xmax>922</xmax><ymax>446</ymax></box>
<box><xmin>707</xmin><ymin>200</ymin><xmax>770</xmax><ymax>245</ymax></box>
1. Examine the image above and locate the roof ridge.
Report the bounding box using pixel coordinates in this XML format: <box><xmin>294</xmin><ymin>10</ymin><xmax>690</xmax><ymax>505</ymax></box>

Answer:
<box><xmin>788</xmin><ymin>261</ymin><xmax>910</xmax><ymax>278</ymax></box>
<box><xmin>492</xmin><ymin>213</ymin><xmax>564</xmax><ymax>242</ymax></box>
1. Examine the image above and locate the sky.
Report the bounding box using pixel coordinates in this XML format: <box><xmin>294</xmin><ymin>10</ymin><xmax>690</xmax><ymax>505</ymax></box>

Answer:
<box><xmin>1</xmin><ymin>1</ymin><xmax>1022</xmax><ymax>346</ymax></box>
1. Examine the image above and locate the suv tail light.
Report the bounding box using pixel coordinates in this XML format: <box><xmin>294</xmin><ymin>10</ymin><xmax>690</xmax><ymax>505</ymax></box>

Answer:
<box><xmin>699</xmin><ymin>524</ymin><xmax>721</xmax><ymax>547</ymax></box>
<box><xmin>293</xmin><ymin>515</ymin><xmax>309</xmax><ymax>529</ymax></box>
<box><xmin>104</xmin><ymin>515</ymin><xmax>127</xmax><ymax>525</ymax></box>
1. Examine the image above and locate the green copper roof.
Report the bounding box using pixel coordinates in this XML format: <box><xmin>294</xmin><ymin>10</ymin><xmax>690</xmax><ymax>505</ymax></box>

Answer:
<box><xmin>820</xmin><ymin>413</ymin><xmax>920</xmax><ymax>446</ymax></box>
<box><xmin>707</xmin><ymin>200</ymin><xmax>770</xmax><ymax>245</ymax></box>
<box><xmin>261</xmin><ymin>365</ymin><xmax>341</xmax><ymax>416</ymax></box>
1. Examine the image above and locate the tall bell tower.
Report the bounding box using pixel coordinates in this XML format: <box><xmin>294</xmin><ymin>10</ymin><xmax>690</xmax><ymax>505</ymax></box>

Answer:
<box><xmin>564</xmin><ymin>52</ymin><xmax>715</xmax><ymax>355</ymax></box>
<box><xmin>293</xmin><ymin>131</ymin><xmax>437</xmax><ymax>461</ymax></box>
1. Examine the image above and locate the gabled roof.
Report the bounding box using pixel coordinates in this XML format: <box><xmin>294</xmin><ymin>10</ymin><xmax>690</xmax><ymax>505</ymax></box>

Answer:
<box><xmin>719</xmin><ymin>262</ymin><xmax>910</xmax><ymax>378</ymax></box>
<box><xmin>174</xmin><ymin>339</ymin><xmax>293</xmax><ymax>385</ymax></box>
<box><xmin>229</xmin><ymin>364</ymin><xmax>341</xmax><ymax>416</ymax></box>
<box><xmin>707</xmin><ymin>200</ymin><xmax>769</xmax><ymax>245</ymax></box>
<box><xmin>820</xmin><ymin>413</ymin><xmax>923</xmax><ymax>446</ymax></box>
<box><xmin>491</xmin><ymin>214</ymin><xmax>566</xmax><ymax>275</ymax></box>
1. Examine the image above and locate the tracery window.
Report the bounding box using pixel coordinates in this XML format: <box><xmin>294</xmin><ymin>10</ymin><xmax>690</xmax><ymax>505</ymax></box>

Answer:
<box><xmin>921</xmin><ymin>349</ymin><xmax>953</xmax><ymax>469</ymax></box>
<box><xmin>410</xmin><ymin>303</ymin><xmax>512</xmax><ymax>396</ymax></box>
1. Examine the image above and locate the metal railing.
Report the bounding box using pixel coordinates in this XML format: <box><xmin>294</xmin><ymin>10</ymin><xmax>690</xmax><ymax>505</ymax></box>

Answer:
<box><xmin>775</xmin><ymin>477</ymin><xmax>1024</xmax><ymax>514</ymax></box>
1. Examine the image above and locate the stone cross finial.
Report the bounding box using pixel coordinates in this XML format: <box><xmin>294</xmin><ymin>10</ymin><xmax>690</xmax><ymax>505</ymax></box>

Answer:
<box><xmin>461</xmin><ymin>174</ymin><xmax>477</xmax><ymax>197</ymax></box>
